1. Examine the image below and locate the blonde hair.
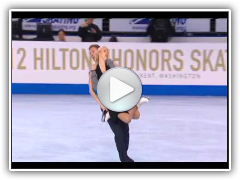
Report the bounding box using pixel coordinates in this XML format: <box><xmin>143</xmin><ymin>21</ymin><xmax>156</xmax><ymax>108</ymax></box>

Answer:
<box><xmin>92</xmin><ymin>46</ymin><xmax>110</xmax><ymax>67</ymax></box>
<box><xmin>97</xmin><ymin>46</ymin><xmax>109</xmax><ymax>61</ymax></box>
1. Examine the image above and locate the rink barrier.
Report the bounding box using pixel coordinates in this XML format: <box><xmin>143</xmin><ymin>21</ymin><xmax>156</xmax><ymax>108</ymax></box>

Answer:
<box><xmin>12</xmin><ymin>83</ymin><xmax>227</xmax><ymax>96</ymax></box>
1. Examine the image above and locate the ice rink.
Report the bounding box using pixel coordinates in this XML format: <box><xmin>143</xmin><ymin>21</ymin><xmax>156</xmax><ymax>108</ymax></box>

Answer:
<box><xmin>12</xmin><ymin>95</ymin><xmax>228</xmax><ymax>162</ymax></box>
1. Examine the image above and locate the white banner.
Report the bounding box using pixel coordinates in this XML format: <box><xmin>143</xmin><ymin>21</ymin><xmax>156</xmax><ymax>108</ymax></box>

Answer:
<box><xmin>109</xmin><ymin>18</ymin><xmax>211</xmax><ymax>33</ymax></box>
<box><xmin>12</xmin><ymin>41</ymin><xmax>227</xmax><ymax>85</ymax></box>
<box><xmin>216</xmin><ymin>19</ymin><xmax>227</xmax><ymax>32</ymax></box>
<box><xmin>173</xmin><ymin>18</ymin><xmax>211</xmax><ymax>32</ymax></box>
<box><xmin>110</xmin><ymin>19</ymin><xmax>149</xmax><ymax>32</ymax></box>
<box><xmin>22</xmin><ymin>18</ymin><xmax>103</xmax><ymax>32</ymax></box>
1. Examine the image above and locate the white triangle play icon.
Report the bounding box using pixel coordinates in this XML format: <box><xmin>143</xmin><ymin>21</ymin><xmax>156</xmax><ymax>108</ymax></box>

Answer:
<box><xmin>110</xmin><ymin>77</ymin><xmax>134</xmax><ymax>103</ymax></box>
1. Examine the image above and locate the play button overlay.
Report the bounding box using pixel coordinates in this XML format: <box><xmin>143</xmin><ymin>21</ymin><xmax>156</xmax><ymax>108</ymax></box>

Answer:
<box><xmin>110</xmin><ymin>77</ymin><xmax>134</xmax><ymax>103</ymax></box>
<box><xmin>97</xmin><ymin>67</ymin><xmax>142</xmax><ymax>112</ymax></box>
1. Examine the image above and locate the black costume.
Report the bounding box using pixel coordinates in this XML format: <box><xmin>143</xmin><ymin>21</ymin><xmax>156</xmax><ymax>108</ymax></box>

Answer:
<box><xmin>78</xmin><ymin>23</ymin><xmax>102</xmax><ymax>42</ymax></box>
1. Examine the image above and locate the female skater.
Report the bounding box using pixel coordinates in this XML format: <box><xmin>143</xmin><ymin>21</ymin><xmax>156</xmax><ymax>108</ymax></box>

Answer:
<box><xmin>88</xmin><ymin>45</ymin><xmax>149</xmax><ymax>162</ymax></box>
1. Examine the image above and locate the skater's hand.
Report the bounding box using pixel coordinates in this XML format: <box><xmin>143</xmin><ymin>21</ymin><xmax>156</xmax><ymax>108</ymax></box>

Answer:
<box><xmin>101</xmin><ymin>104</ymin><xmax>108</xmax><ymax>111</ymax></box>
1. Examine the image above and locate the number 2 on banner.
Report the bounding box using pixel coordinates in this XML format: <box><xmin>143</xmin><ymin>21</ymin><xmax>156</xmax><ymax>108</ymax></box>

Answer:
<box><xmin>12</xmin><ymin>48</ymin><xmax>27</xmax><ymax>70</ymax></box>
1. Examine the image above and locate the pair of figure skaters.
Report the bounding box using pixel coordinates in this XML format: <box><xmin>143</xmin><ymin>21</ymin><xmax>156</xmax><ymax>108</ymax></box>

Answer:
<box><xmin>88</xmin><ymin>44</ymin><xmax>149</xmax><ymax>162</ymax></box>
